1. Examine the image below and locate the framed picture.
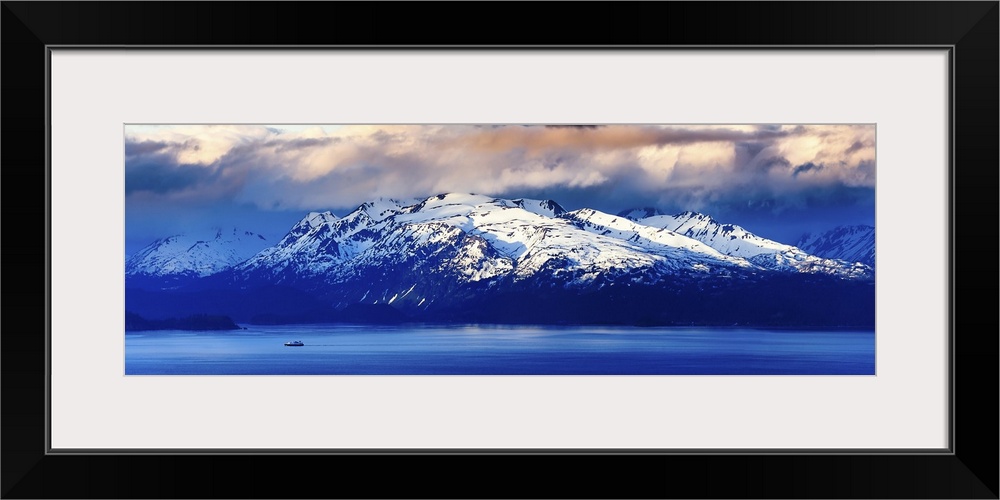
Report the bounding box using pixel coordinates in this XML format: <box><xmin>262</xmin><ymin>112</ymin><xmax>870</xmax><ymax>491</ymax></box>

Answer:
<box><xmin>4</xmin><ymin>2</ymin><xmax>996</xmax><ymax>498</ymax></box>
<box><xmin>121</xmin><ymin>122</ymin><xmax>879</xmax><ymax>378</ymax></box>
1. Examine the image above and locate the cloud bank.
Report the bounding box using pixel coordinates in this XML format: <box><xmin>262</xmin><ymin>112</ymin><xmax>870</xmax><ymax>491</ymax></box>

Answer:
<box><xmin>125</xmin><ymin>124</ymin><xmax>875</xmax><ymax>218</ymax></box>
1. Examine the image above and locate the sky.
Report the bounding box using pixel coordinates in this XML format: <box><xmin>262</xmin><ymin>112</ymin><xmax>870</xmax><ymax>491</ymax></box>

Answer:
<box><xmin>124</xmin><ymin>124</ymin><xmax>875</xmax><ymax>256</ymax></box>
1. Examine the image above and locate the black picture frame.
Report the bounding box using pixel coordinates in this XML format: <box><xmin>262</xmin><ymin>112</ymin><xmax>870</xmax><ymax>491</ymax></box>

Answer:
<box><xmin>3</xmin><ymin>2</ymin><xmax>996</xmax><ymax>498</ymax></box>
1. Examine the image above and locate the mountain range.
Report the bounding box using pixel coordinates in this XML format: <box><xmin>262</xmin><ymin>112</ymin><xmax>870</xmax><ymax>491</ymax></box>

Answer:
<box><xmin>125</xmin><ymin>226</ymin><xmax>270</xmax><ymax>288</ymax></box>
<box><xmin>796</xmin><ymin>225</ymin><xmax>875</xmax><ymax>267</ymax></box>
<box><xmin>126</xmin><ymin>193</ymin><xmax>875</xmax><ymax>327</ymax></box>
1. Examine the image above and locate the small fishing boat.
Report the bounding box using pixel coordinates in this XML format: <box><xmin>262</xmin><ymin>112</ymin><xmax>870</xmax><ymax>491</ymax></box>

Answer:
<box><xmin>284</xmin><ymin>340</ymin><xmax>304</xmax><ymax>347</ymax></box>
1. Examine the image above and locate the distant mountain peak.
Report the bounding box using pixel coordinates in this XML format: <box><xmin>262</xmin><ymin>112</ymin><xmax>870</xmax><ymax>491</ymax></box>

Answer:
<box><xmin>797</xmin><ymin>225</ymin><xmax>875</xmax><ymax>267</ymax></box>
<box><xmin>126</xmin><ymin>226</ymin><xmax>271</xmax><ymax>280</ymax></box>
<box><xmin>629</xmin><ymin>211</ymin><xmax>869</xmax><ymax>277</ymax></box>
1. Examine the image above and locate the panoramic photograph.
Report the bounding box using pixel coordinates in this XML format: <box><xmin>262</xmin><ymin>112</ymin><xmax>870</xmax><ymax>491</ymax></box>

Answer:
<box><xmin>124</xmin><ymin>124</ymin><xmax>876</xmax><ymax>375</ymax></box>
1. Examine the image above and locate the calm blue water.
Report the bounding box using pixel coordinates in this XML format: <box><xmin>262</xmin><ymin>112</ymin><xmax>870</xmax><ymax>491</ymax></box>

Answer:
<box><xmin>124</xmin><ymin>324</ymin><xmax>874</xmax><ymax>375</ymax></box>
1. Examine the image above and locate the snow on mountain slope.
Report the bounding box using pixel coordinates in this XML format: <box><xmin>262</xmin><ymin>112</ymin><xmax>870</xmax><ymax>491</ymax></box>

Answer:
<box><xmin>562</xmin><ymin>208</ymin><xmax>753</xmax><ymax>269</ymax></box>
<box><xmin>797</xmin><ymin>225</ymin><xmax>875</xmax><ymax>267</ymax></box>
<box><xmin>232</xmin><ymin>193</ymin><xmax>770</xmax><ymax>308</ymax></box>
<box><xmin>638</xmin><ymin>212</ymin><xmax>795</xmax><ymax>257</ymax></box>
<box><xmin>632</xmin><ymin>211</ymin><xmax>870</xmax><ymax>278</ymax></box>
<box><xmin>126</xmin><ymin>227</ymin><xmax>270</xmax><ymax>278</ymax></box>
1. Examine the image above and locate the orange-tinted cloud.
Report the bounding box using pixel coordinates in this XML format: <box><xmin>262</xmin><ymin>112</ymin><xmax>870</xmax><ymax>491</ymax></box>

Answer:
<box><xmin>125</xmin><ymin>124</ymin><xmax>875</xmax><ymax>215</ymax></box>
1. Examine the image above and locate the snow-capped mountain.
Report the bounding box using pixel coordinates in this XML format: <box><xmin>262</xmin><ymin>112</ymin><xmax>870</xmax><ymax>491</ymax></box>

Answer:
<box><xmin>126</xmin><ymin>227</ymin><xmax>270</xmax><ymax>280</ymax></box>
<box><xmin>210</xmin><ymin>193</ymin><xmax>871</xmax><ymax>306</ymax></box>
<box><xmin>797</xmin><ymin>225</ymin><xmax>875</xmax><ymax>267</ymax></box>
<box><xmin>627</xmin><ymin>211</ymin><xmax>870</xmax><ymax>278</ymax></box>
<box><xmin>561</xmin><ymin>208</ymin><xmax>752</xmax><ymax>269</ymax></box>
<box><xmin>228</xmin><ymin>194</ymin><xmax>759</xmax><ymax>304</ymax></box>
<box><xmin>126</xmin><ymin>195</ymin><xmax>876</xmax><ymax>327</ymax></box>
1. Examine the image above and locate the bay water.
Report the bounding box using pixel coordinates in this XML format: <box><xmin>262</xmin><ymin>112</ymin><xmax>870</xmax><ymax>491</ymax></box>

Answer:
<box><xmin>124</xmin><ymin>324</ymin><xmax>875</xmax><ymax>375</ymax></box>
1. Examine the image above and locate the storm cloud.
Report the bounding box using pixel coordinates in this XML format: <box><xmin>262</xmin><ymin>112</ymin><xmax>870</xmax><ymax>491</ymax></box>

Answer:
<box><xmin>125</xmin><ymin>124</ymin><xmax>875</xmax><ymax>246</ymax></box>
<box><xmin>125</xmin><ymin>160</ymin><xmax>214</xmax><ymax>195</ymax></box>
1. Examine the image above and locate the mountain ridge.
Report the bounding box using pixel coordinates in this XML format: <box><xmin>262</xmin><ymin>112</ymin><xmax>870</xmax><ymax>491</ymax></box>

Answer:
<box><xmin>797</xmin><ymin>225</ymin><xmax>876</xmax><ymax>267</ymax></box>
<box><xmin>125</xmin><ymin>194</ymin><xmax>875</xmax><ymax>327</ymax></box>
